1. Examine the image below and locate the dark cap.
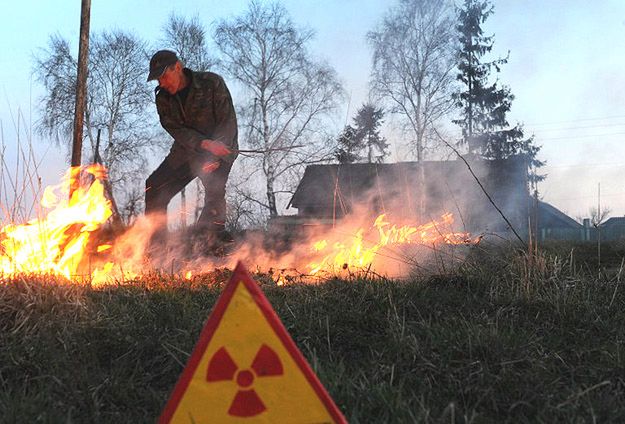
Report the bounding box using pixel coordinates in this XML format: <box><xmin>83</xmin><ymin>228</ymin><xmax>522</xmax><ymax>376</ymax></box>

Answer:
<box><xmin>147</xmin><ymin>50</ymin><xmax>179</xmax><ymax>82</ymax></box>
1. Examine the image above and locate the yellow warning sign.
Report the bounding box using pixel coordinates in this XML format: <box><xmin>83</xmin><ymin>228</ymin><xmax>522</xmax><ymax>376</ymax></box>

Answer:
<box><xmin>159</xmin><ymin>262</ymin><xmax>347</xmax><ymax>423</ymax></box>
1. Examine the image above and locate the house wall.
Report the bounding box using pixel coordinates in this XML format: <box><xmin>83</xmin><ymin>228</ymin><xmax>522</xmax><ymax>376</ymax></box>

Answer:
<box><xmin>290</xmin><ymin>157</ymin><xmax>531</xmax><ymax>236</ymax></box>
<box><xmin>537</xmin><ymin>226</ymin><xmax>625</xmax><ymax>242</ymax></box>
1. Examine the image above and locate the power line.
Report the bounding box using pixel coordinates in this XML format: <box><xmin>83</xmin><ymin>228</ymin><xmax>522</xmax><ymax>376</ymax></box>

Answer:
<box><xmin>446</xmin><ymin>113</ymin><xmax>625</xmax><ymax>133</ymax></box>
<box><xmin>543</xmin><ymin>162</ymin><xmax>625</xmax><ymax>169</ymax></box>
<box><xmin>526</xmin><ymin>114</ymin><xmax>625</xmax><ymax>127</ymax></box>
<box><xmin>535</xmin><ymin>131</ymin><xmax>625</xmax><ymax>141</ymax></box>
<box><xmin>544</xmin><ymin>191</ymin><xmax>625</xmax><ymax>202</ymax></box>
<box><xmin>529</xmin><ymin>121</ymin><xmax>625</xmax><ymax>133</ymax></box>
<box><xmin>443</xmin><ymin>124</ymin><xmax>625</xmax><ymax>145</ymax></box>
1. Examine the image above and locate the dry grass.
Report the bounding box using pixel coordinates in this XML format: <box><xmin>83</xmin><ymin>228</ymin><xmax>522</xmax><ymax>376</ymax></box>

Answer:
<box><xmin>2</xmin><ymin>242</ymin><xmax>625</xmax><ymax>422</ymax></box>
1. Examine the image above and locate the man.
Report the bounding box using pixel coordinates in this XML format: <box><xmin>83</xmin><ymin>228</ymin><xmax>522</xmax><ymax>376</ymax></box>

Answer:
<box><xmin>145</xmin><ymin>50</ymin><xmax>238</xmax><ymax>254</ymax></box>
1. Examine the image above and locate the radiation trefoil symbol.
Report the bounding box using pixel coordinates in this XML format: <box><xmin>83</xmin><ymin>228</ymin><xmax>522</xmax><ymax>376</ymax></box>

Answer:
<box><xmin>206</xmin><ymin>344</ymin><xmax>284</xmax><ymax>417</ymax></box>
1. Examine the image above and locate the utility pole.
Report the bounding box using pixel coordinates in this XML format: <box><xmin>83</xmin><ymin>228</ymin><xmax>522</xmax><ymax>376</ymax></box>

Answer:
<box><xmin>598</xmin><ymin>182</ymin><xmax>601</xmax><ymax>270</ymax></box>
<box><xmin>70</xmin><ymin>0</ymin><xmax>92</xmax><ymax>195</ymax></box>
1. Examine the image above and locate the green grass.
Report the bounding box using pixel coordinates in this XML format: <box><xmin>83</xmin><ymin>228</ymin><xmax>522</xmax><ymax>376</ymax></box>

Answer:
<box><xmin>2</xmin><ymin>243</ymin><xmax>625</xmax><ymax>423</ymax></box>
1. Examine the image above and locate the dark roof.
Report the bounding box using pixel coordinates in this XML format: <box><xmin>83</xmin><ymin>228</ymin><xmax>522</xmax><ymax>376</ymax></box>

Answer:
<box><xmin>288</xmin><ymin>159</ymin><xmax>585</xmax><ymax>236</ymax></box>
<box><xmin>288</xmin><ymin>159</ymin><xmax>533</xmax><ymax>233</ymax></box>
<box><xmin>289</xmin><ymin>159</ymin><xmax>527</xmax><ymax>209</ymax></box>
<box><xmin>602</xmin><ymin>217</ymin><xmax>625</xmax><ymax>228</ymax></box>
<box><xmin>536</xmin><ymin>200</ymin><xmax>582</xmax><ymax>229</ymax></box>
<box><xmin>290</xmin><ymin>161</ymin><xmax>453</xmax><ymax>209</ymax></box>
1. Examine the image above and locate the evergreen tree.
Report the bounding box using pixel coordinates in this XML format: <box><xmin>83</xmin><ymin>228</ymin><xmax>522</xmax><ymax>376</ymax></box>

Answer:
<box><xmin>335</xmin><ymin>125</ymin><xmax>361</xmax><ymax>164</ymax></box>
<box><xmin>453</xmin><ymin>0</ymin><xmax>544</xmax><ymax>185</ymax></box>
<box><xmin>353</xmin><ymin>103</ymin><xmax>389</xmax><ymax>163</ymax></box>
<box><xmin>335</xmin><ymin>103</ymin><xmax>388</xmax><ymax>164</ymax></box>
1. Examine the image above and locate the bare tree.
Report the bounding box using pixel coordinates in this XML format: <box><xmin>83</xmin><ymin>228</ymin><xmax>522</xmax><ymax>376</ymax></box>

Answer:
<box><xmin>225</xmin><ymin>160</ymin><xmax>269</xmax><ymax>231</ymax></box>
<box><xmin>214</xmin><ymin>1</ymin><xmax>343</xmax><ymax>217</ymax></box>
<box><xmin>226</xmin><ymin>188</ymin><xmax>267</xmax><ymax>232</ymax></box>
<box><xmin>575</xmin><ymin>206</ymin><xmax>611</xmax><ymax>227</ymax></box>
<box><xmin>120</xmin><ymin>186</ymin><xmax>144</xmax><ymax>225</ymax></box>
<box><xmin>35</xmin><ymin>30</ymin><xmax>161</xmax><ymax>221</ymax></box>
<box><xmin>368</xmin><ymin>0</ymin><xmax>456</xmax><ymax>217</ymax></box>
<box><xmin>589</xmin><ymin>206</ymin><xmax>611</xmax><ymax>227</ymax></box>
<box><xmin>161</xmin><ymin>13</ymin><xmax>215</xmax><ymax>72</ymax></box>
<box><xmin>36</xmin><ymin>35</ymin><xmax>77</xmax><ymax>143</ymax></box>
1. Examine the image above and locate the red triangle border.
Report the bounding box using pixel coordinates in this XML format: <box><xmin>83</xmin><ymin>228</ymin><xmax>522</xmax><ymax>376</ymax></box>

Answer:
<box><xmin>158</xmin><ymin>261</ymin><xmax>347</xmax><ymax>423</ymax></box>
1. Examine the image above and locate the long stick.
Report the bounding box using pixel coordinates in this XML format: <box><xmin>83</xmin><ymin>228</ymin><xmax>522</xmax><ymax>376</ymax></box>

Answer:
<box><xmin>598</xmin><ymin>182</ymin><xmax>601</xmax><ymax>269</ymax></box>
<box><xmin>234</xmin><ymin>145</ymin><xmax>305</xmax><ymax>155</ymax></box>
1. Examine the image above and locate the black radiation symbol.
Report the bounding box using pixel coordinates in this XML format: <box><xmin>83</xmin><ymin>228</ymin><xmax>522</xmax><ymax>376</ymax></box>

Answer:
<box><xmin>206</xmin><ymin>344</ymin><xmax>284</xmax><ymax>417</ymax></box>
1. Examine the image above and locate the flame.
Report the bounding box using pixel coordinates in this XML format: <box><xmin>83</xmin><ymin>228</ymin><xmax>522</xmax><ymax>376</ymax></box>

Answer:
<box><xmin>0</xmin><ymin>165</ymin><xmax>113</xmax><ymax>281</ymax></box>
<box><xmin>307</xmin><ymin>213</ymin><xmax>476</xmax><ymax>275</ymax></box>
<box><xmin>0</xmin><ymin>164</ymin><xmax>479</xmax><ymax>284</ymax></box>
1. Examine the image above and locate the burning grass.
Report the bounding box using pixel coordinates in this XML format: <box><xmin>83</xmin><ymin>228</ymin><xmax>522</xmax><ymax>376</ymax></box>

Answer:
<box><xmin>2</xmin><ymin>243</ymin><xmax>625</xmax><ymax>422</ymax></box>
<box><xmin>3</xmin><ymin>165</ymin><xmax>625</xmax><ymax>421</ymax></box>
<box><xmin>0</xmin><ymin>165</ymin><xmax>480</xmax><ymax>285</ymax></box>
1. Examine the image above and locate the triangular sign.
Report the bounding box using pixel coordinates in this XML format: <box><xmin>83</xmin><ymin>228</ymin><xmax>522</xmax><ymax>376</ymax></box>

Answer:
<box><xmin>159</xmin><ymin>261</ymin><xmax>347</xmax><ymax>423</ymax></box>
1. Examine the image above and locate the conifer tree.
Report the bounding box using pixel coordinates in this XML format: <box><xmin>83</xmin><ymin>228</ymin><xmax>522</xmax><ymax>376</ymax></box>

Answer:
<box><xmin>335</xmin><ymin>103</ymin><xmax>388</xmax><ymax>164</ymax></box>
<box><xmin>454</xmin><ymin>0</ymin><xmax>544</xmax><ymax>185</ymax></box>
<box><xmin>335</xmin><ymin>125</ymin><xmax>361</xmax><ymax>164</ymax></box>
<box><xmin>353</xmin><ymin>103</ymin><xmax>388</xmax><ymax>163</ymax></box>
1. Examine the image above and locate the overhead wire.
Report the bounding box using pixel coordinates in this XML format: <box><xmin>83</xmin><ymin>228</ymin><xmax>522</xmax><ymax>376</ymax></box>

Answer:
<box><xmin>525</xmin><ymin>114</ymin><xmax>625</xmax><ymax>127</ymax></box>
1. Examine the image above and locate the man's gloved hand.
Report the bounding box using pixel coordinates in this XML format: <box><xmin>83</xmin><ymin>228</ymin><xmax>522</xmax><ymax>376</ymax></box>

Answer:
<box><xmin>200</xmin><ymin>139</ymin><xmax>231</xmax><ymax>156</ymax></box>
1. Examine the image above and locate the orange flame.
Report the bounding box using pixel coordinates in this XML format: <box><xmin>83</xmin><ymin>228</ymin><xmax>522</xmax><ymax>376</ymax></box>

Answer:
<box><xmin>307</xmin><ymin>213</ymin><xmax>476</xmax><ymax>275</ymax></box>
<box><xmin>1</xmin><ymin>165</ymin><xmax>479</xmax><ymax>284</ymax></box>
<box><xmin>0</xmin><ymin>165</ymin><xmax>113</xmax><ymax>280</ymax></box>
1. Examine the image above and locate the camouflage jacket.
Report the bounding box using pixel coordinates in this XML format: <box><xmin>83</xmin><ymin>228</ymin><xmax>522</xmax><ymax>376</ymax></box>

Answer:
<box><xmin>155</xmin><ymin>69</ymin><xmax>238</xmax><ymax>171</ymax></box>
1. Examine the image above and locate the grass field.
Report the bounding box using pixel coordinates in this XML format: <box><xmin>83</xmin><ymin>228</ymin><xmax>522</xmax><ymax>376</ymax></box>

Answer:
<box><xmin>2</xmin><ymin>241</ymin><xmax>625</xmax><ymax>423</ymax></box>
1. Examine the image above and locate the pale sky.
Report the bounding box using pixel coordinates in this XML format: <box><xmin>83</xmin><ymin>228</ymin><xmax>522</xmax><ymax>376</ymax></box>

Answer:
<box><xmin>2</xmin><ymin>0</ymin><xmax>625</xmax><ymax>220</ymax></box>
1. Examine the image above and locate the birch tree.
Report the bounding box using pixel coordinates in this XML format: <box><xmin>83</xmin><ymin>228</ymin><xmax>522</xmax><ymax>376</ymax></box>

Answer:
<box><xmin>214</xmin><ymin>1</ymin><xmax>343</xmax><ymax>217</ymax></box>
<box><xmin>35</xmin><ymin>30</ymin><xmax>159</xmax><ymax>221</ymax></box>
<box><xmin>368</xmin><ymin>0</ymin><xmax>456</xmax><ymax>217</ymax></box>
<box><xmin>160</xmin><ymin>13</ymin><xmax>215</xmax><ymax>72</ymax></box>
